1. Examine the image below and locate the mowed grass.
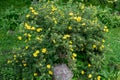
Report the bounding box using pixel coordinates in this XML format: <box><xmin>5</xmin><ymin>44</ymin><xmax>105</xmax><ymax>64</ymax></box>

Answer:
<box><xmin>105</xmin><ymin>27</ymin><xmax>120</xmax><ymax>79</ymax></box>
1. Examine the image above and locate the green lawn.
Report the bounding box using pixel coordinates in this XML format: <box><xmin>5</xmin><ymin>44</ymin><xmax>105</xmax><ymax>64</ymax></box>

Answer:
<box><xmin>104</xmin><ymin>27</ymin><xmax>120</xmax><ymax>79</ymax></box>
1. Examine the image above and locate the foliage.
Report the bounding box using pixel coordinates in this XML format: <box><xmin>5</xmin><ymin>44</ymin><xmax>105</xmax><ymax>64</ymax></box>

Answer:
<box><xmin>0</xmin><ymin>6</ymin><xmax>28</xmax><ymax>31</ymax></box>
<box><xmin>1</xmin><ymin>0</ymin><xmax>108</xmax><ymax>80</ymax></box>
<box><xmin>97</xmin><ymin>6</ymin><xmax>120</xmax><ymax>28</ymax></box>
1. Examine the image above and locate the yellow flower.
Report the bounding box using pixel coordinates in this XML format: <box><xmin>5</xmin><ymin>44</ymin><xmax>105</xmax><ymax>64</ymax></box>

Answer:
<box><xmin>81</xmin><ymin>4</ymin><xmax>85</xmax><ymax>9</ymax></box>
<box><xmin>27</xmin><ymin>34</ymin><xmax>31</xmax><ymax>37</ymax></box>
<box><xmin>34</xmin><ymin>73</ymin><xmax>38</xmax><ymax>76</ymax></box>
<box><xmin>69</xmin><ymin>41</ymin><xmax>72</xmax><ymax>44</ymax></box>
<box><xmin>103</xmin><ymin>26</ymin><xmax>109</xmax><ymax>32</ymax></box>
<box><xmin>31</xmin><ymin>9</ymin><xmax>35</xmax><ymax>13</ymax></box>
<box><xmin>97</xmin><ymin>76</ymin><xmax>101</xmax><ymax>80</ymax></box>
<box><xmin>68</xmin><ymin>26</ymin><xmax>72</xmax><ymax>30</ymax></box>
<box><xmin>104</xmin><ymin>26</ymin><xmax>107</xmax><ymax>29</ymax></box>
<box><xmin>81</xmin><ymin>70</ymin><xmax>85</xmax><ymax>75</ymax></box>
<box><xmin>72</xmin><ymin>56</ymin><xmax>76</xmax><ymax>60</ymax></box>
<box><xmin>101</xmin><ymin>45</ymin><xmax>104</xmax><ymax>48</ymax></box>
<box><xmin>33</xmin><ymin>53</ymin><xmax>38</xmax><ymax>57</ymax></box>
<box><xmin>29</xmin><ymin>7</ymin><xmax>33</xmax><ymax>10</ymax></box>
<box><xmin>82</xmin><ymin>23</ymin><xmax>86</xmax><ymax>26</ymax></box>
<box><xmin>14</xmin><ymin>55</ymin><xmax>16</xmax><ymax>58</ymax></box>
<box><xmin>35</xmin><ymin>50</ymin><xmax>40</xmax><ymax>54</ymax></box>
<box><xmin>25</xmin><ymin>23</ymin><xmax>31</xmax><ymax>30</ymax></box>
<box><xmin>33</xmin><ymin>12</ymin><xmax>38</xmax><ymax>15</ymax></box>
<box><xmin>42</xmin><ymin>48</ymin><xmax>47</xmax><ymax>53</ymax></box>
<box><xmin>72</xmin><ymin>53</ymin><xmax>77</xmax><ymax>57</ymax></box>
<box><xmin>18</xmin><ymin>36</ymin><xmax>22</xmax><ymax>40</ymax></box>
<box><xmin>88</xmin><ymin>64</ymin><xmax>91</xmax><ymax>67</ymax></box>
<box><xmin>88</xmin><ymin>74</ymin><xmax>92</xmax><ymax>78</ymax></box>
<box><xmin>23</xmin><ymin>63</ymin><xmax>27</xmax><ymax>67</ymax></box>
<box><xmin>31</xmin><ymin>27</ymin><xmax>35</xmax><ymax>30</ymax></box>
<box><xmin>26</xmin><ymin>14</ymin><xmax>30</xmax><ymax>18</ymax></box>
<box><xmin>53</xmin><ymin>39</ymin><xmax>56</xmax><ymax>43</ymax></box>
<box><xmin>63</xmin><ymin>34</ymin><xmax>70</xmax><ymax>39</ymax></box>
<box><xmin>70</xmin><ymin>48</ymin><xmax>74</xmax><ymax>51</ymax></box>
<box><xmin>25</xmin><ymin>46</ymin><xmax>29</xmax><ymax>49</ymax></box>
<box><xmin>49</xmin><ymin>70</ymin><xmax>53</xmax><ymax>75</ymax></box>
<box><xmin>51</xmin><ymin>5</ymin><xmax>57</xmax><ymax>11</ymax></box>
<box><xmin>47</xmin><ymin>64</ymin><xmax>51</xmax><ymax>69</ymax></box>
<box><xmin>76</xmin><ymin>17</ymin><xmax>82</xmax><ymax>22</ymax></box>
<box><xmin>69</xmin><ymin>12</ymin><xmax>74</xmax><ymax>16</ymax></box>
<box><xmin>36</xmin><ymin>28</ymin><xmax>42</xmax><ymax>32</ymax></box>
<box><xmin>92</xmin><ymin>45</ymin><xmax>97</xmax><ymax>49</ymax></box>
<box><xmin>102</xmin><ymin>39</ymin><xmax>105</xmax><ymax>43</ymax></box>
<box><xmin>33</xmin><ymin>50</ymin><xmax>39</xmax><ymax>57</ymax></box>
<box><xmin>7</xmin><ymin>60</ymin><xmax>11</xmax><ymax>64</ymax></box>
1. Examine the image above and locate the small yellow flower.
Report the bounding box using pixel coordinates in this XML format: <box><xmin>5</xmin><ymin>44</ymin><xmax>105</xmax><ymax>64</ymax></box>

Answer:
<box><xmin>53</xmin><ymin>39</ymin><xmax>56</xmax><ymax>43</ymax></box>
<box><xmin>33</xmin><ymin>12</ymin><xmax>38</xmax><ymax>15</ymax></box>
<box><xmin>68</xmin><ymin>26</ymin><xmax>72</xmax><ymax>30</ymax></box>
<box><xmin>72</xmin><ymin>56</ymin><xmax>76</xmax><ymax>60</ymax></box>
<box><xmin>103</xmin><ymin>26</ymin><xmax>109</xmax><ymax>32</ymax></box>
<box><xmin>104</xmin><ymin>26</ymin><xmax>107</xmax><ymax>29</ymax></box>
<box><xmin>28</xmin><ymin>34</ymin><xmax>31</xmax><ymax>37</ymax></box>
<box><xmin>51</xmin><ymin>5</ymin><xmax>57</xmax><ymax>11</ymax></box>
<box><xmin>70</xmin><ymin>48</ymin><xmax>74</xmax><ymax>51</ymax></box>
<box><xmin>69</xmin><ymin>41</ymin><xmax>72</xmax><ymax>44</ymax></box>
<box><xmin>69</xmin><ymin>12</ymin><xmax>74</xmax><ymax>16</ymax></box>
<box><xmin>25</xmin><ymin>23</ymin><xmax>31</xmax><ymax>30</ymax></box>
<box><xmin>36</xmin><ymin>28</ymin><xmax>42</xmax><ymax>32</ymax></box>
<box><xmin>76</xmin><ymin>17</ymin><xmax>82</xmax><ymax>22</ymax></box>
<box><xmin>81</xmin><ymin>4</ymin><xmax>85</xmax><ymax>9</ymax></box>
<box><xmin>97</xmin><ymin>76</ymin><xmax>101</xmax><ymax>80</ymax></box>
<box><xmin>92</xmin><ymin>45</ymin><xmax>97</xmax><ymax>49</ymax></box>
<box><xmin>88</xmin><ymin>64</ymin><xmax>91</xmax><ymax>67</ymax></box>
<box><xmin>31</xmin><ymin>27</ymin><xmax>35</xmax><ymax>30</ymax></box>
<box><xmin>42</xmin><ymin>48</ymin><xmax>47</xmax><ymax>53</ymax></box>
<box><xmin>33</xmin><ymin>52</ymin><xmax>39</xmax><ymax>57</ymax></box>
<box><xmin>18</xmin><ymin>36</ymin><xmax>22</xmax><ymax>40</ymax></box>
<box><xmin>29</xmin><ymin>7</ymin><xmax>33</xmax><ymax>10</ymax></box>
<box><xmin>81</xmin><ymin>70</ymin><xmax>85</xmax><ymax>75</ymax></box>
<box><xmin>7</xmin><ymin>60</ymin><xmax>11</xmax><ymax>64</ymax></box>
<box><xmin>72</xmin><ymin>53</ymin><xmax>77</xmax><ymax>57</ymax></box>
<box><xmin>82</xmin><ymin>23</ymin><xmax>86</xmax><ymax>26</ymax></box>
<box><xmin>25</xmin><ymin>46</ymin><xmax>29</xmax><ymax>49</ymax></box>
<box><xmin>88</xmin><ymin>74</ymin><xmax>92</xmax><ymax>78</ymax></box>
<box><xmin>35</xmin><ymin>50</ymin><xmax>40</xmax><ymax>54</ymax></box>
<box><xmin>26</xmin><ymin>14</ymin><xmax>30</xmax><ymax>18</ymax></box>
<box><xmin>34</xmin><ymin>73</ymin><xmax>38</xmax><ymax>76</ymax></box>
<box><xmin>101</xmin><ymin>45</ymin><xmax>104</xmax><ymax>48</ymax></box>
<box><xmin>102</xmin><ymin>39</ymin><xmax>105</xmax><ymax>43</ymax></box>
<box><xmin>31</xmin><ymin>9</ymin><xmax>35</xmax><ymax>13</ymax></box>
<box><xmin>63</xmin><ymin>34</ymin><xmax>70</xmax><ymax>39</ymax></box>
<box><xmin>49</xmin><ymin>70</ymin><xmax>53</xmax><ymax>75</ymax></box>
<box><xmin>14</xmin><ymin>55</ymin><xmax>16</xmax><ymax>58</ymax></box>
<box><xmin>23</xmin><ymin>63</ymin><xmax>27</xmax><ymax>67</ymax></box>
<box><xmin>47</xmin><ymin>64</ymin><xmax>51</xmax><ymax>69</ymax></box>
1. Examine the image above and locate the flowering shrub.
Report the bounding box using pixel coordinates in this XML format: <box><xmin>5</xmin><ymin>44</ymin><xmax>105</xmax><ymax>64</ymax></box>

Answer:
<box><xmin>6</xmin><ymin>0</ymin><xmax>108</xmax><ymax>79</ymax></box>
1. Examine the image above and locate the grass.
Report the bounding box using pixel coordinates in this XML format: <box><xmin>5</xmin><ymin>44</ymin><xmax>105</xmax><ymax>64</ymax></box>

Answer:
<box><xmin>0</xmin><ymin>0</ymin><xmax>30</xmax><ymax>63</ymax></box>
<box><xmin>105</xmin><ymin>27</ymin><xmax>120</xmax><ymax>79</ymax></box>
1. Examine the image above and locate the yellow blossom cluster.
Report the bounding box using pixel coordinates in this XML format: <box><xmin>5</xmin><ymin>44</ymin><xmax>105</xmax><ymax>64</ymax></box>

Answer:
<box><xmin>29</xmin><ymin>7</ymin><xmax>38</xmax><ymax>15</ymax></box>
<box><xmin>33</xmin><ymin>50</ymin><xmax>40</xmax><ymax>57</ymax></box>
<box><xmin>63</xmin><ymin>34</ymin><xmax>70</xmax><ymax>39</ymax></box>
<box><xmin>103</xmin><ymin>26</ymin><xmax>109</xmax><ymax>32</ymax></box>
<box><xmin>72</xmin><ymin>53</ymin><xmax>77</xmax><ymax>60</ymax></box>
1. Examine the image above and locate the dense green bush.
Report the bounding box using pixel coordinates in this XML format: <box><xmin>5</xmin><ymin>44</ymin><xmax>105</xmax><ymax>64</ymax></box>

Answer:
<box><xmin>2</xmin><ymin>0</ymin><xmax>109</xmax><ymax>80</ymax></box>
<box><xmin>0</xmin><ymin>6</ymin><xmax>28</xmax><ymax>31</ymax></box>
<box><xmin>97</xmin><ymin>6</ymin><xmax>120</xmax><ymax>28</ymax></box>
